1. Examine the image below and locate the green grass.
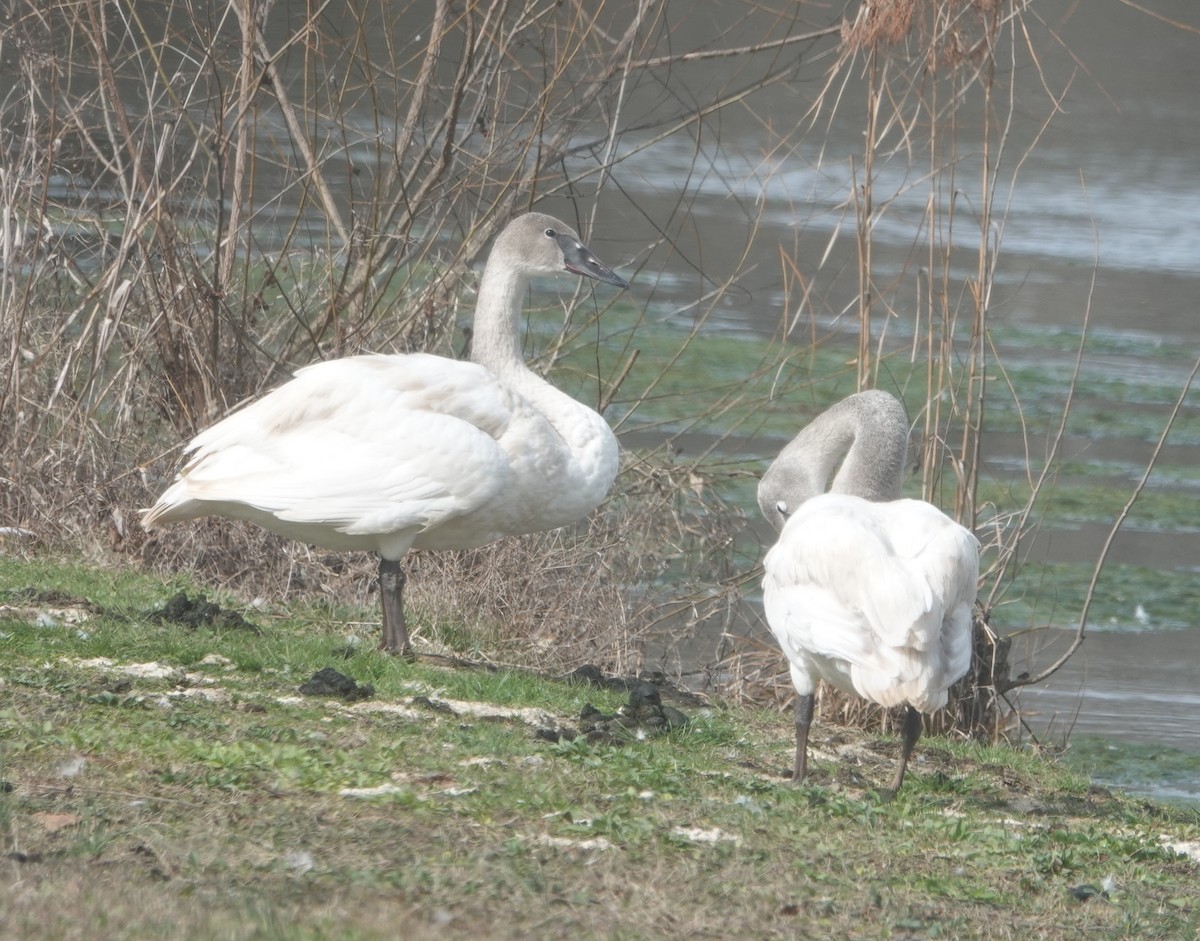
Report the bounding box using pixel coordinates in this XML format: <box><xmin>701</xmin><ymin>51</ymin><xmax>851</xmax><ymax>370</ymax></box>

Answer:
<box><xmin>2</xmin><ymin>555</ymin><xmax>1199</xmax><ymax>940</ymax></box>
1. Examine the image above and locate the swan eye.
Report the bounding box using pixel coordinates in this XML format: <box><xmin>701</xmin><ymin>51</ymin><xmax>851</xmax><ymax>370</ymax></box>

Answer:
<box><xmin>544</xmin><ymin>227</ymin><xmax>557</xmax><ymax>238</ymax></box>
<box><xmin>776</xmin><ymin>501</ymin><xmax>790</xmax><ymax>519</ymax></box>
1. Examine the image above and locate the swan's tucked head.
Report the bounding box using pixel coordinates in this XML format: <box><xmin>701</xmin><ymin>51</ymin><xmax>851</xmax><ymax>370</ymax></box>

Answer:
<box><xmin>757</xmin><ymin>390</ymin><xmax>911</xmax><ymax>533</ymax></box>
<box><xmin>497</xmin><ymin>212</ymin><xmax>628</xmax><ymax>289</ymax></box>
<box><xmin>757</xmin><ymin>466</ymin><xmax>808</xmax><ymax>533</ymax></box>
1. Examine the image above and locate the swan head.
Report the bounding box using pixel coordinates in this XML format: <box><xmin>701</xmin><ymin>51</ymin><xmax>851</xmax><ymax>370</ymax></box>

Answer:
<box><xmin>550</xmin><ymin>228</ymin><xmax>629</xmax><ymax>288</ymax></box>
<box><xmin>757</xmin><ymin>391</ymin><xmax>911</xmax><ymax>532</ymax></box>
<box><xmin>500</xmin><ymin>212</ymin><xmax>628</xmax><ymax>289</ymax></box>
<box><xmin>757</xmin><ymin>468</ymin><xmax>805</xmax><ymax>533</ymax></box>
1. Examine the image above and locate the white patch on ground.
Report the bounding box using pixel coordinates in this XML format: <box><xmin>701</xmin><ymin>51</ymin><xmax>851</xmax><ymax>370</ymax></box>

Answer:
<box><xmin>345</xmin><ymin>701</ymin><xmax>430</xmax><ymax>721</ymax></box>
<box><xmin>345</xmin><ymin>697</ymin><xmax>556</xmax><ymax>727</ymax></box>
<box><xmin>671</xmin><ymin>826</ymin><xmax>741</xmax><ymax>845</ymax></box>
<box><xmin>72</xmin><ymin>656</ymin><xmax>116</xmax><ymax>669</ymax></box>
<box><xmin>121</xmin><ymin>661</ymin><xmax>184</xmax><ymax>680</ymax></box>
<box><xmin>1161</xmin><ymin>836</ymin><xmax>1200</xmax><ymax>864</ymax></box>
<box><xmin>941</xmin><ymin>808</ymin><xmax>1040</xmax><ymax>830</ymax></box>
<box><xmin>432</xmin><ymin>698</ymin><xmax>557</xmax><ymax>726</ymax></box>
<box><xmin>533</xmin><ymin>834</ymin><xmax>614</xmax><ymax>851</ymax></box>
<box><xmin>1</xmin><ymin>605</ymin><xmax>91</xmax><ymax>627</ymax></box>
<box><xmin>65</xmin><ymin>657</ymin><xmax>218</xmax><ymax>687</ymax></box>
<box><xmin>169</xmin><ymin>687</ymin><xmax>231</xmax><ymax>704</ymax></box>
<box><xmin>56</xmin><ymin>756</ymin><xmax>87</xmax><ymax>778</ymax></box>
<box><xmin>339</xmin><ymin>783</ymin><xmax>406</xmax><ymax>798</ymax></box>
<box><xmin>283</xmin><ymin>850</ymin><xmax>316</xmax><ymax>874</ymax></box>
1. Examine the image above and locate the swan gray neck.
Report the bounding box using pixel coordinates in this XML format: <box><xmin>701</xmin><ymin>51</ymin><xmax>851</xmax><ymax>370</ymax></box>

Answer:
<box><xmin>470</xmin><ymin>260</ymin><xmax>530</xmax><ymax>375</ymax></box>
<box><xmin>758</xmin><ymin>390</ymin><xmax>909</xmax><ymax>531</ymax></box>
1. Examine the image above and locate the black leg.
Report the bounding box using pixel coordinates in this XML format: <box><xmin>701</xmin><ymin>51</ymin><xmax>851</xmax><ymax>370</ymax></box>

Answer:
<box><xmin>890</xmin><ymin>705</ymin><xmax>923</xmax><ymax>792</ymax></box>
<box><xmin>378</xmin><ymin>557</ymin><xmax>413</xmax><ymax>659</ymax></box>
<box><xmin>792</xmin><ymin>693</ymin><xmax>815</xmax><ymax>783</ymax></box>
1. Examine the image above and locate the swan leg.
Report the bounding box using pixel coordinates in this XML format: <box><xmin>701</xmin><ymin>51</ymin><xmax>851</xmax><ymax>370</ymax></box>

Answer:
<box><xmin>792</xmin><ymin>693</ymin><xmax>815</xmax><ymax>783</ymax></box>
<box><xmin>889</xmin><ymin>705</ymin><xmax>923</xmax><ymax>792</ymax></box>
<box><xmin>378</xmin><ymin>557</ymin><xmax>413</xmax><ymax>659</ymax></box>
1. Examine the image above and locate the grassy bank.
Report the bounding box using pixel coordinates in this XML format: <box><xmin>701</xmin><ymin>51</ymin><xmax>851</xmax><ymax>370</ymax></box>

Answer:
<box><xmin>2</xmin><ymin>555</ymin><xmax>1198</xmax><ymax>940</ymax></box>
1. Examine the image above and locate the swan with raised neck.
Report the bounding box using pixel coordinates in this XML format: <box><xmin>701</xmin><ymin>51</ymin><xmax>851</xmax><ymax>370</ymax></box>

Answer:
<box><xmin>142</xmin><ymin>212</ymin><xmax>629</xmax><ymax>657</ymax></box>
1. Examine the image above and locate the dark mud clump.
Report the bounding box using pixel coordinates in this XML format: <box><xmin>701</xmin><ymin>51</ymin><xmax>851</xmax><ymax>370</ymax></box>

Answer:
<box><xmin>152</xmin><ymin>591</ymin><xmax>259</xmax><ymax>633</ymax></box>
<box><xmin>565</xmin><ymin>663</ymin><xmax>707</xmax><ymax>707</ymax></box>
<box><xmin>578</xmin><ymin>682</ymin><xmax>689</xmax><ymax>743</ymax></box>
<box><xmin>299</xmin><ymin>667</ymin><xmax>374</xmax><ymax>702</ymax></box>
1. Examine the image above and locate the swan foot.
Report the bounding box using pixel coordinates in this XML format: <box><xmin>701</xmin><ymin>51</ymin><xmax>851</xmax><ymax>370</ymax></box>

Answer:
<box><xmin>378</xmin><ymin>557</ymin><xmax>414</xmax><ymax>660</ymax></box>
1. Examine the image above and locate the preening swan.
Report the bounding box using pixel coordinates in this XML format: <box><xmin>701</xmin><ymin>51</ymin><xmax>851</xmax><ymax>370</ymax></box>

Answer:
<box><xmin>757</xmin><ymin>391</ymin><xmax>979</xmax><ymax>791</ymax></box>
<box><xmin>142</xmin><ymin>212</ymin><xmax>628</xmax><ymax>657</ymax></box>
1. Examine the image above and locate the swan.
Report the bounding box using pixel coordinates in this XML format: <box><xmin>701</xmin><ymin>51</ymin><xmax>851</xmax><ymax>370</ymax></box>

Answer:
<box><xmin>757</xmin><ymin>390</ymin><xmax>979</xmax><ymax>791</ymax></box>
<box><xmin>142</xmin><ymin>212</ymin><xmax>628</xmax><ymax>657</ymax></box>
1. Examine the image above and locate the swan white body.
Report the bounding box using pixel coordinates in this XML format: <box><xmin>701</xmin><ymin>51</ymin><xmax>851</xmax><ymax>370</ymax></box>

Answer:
<box><xmin>143</xmin><ymin>212</ymin><xmax>628</xmax><ymax>655</ymax></box>
<box><xmin>758</xmin><ymin>391</ymin><xmax>978</xmax><ymax>790</ymax></box>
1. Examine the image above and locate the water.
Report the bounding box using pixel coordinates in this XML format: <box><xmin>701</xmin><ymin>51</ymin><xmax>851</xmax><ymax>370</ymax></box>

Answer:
<box><xmin>1014</xmin><ymin>629</ymin><xmax>1200</xmax><ymax>804</ymax></box>
<box><xmin>573</xmin><ymin>1</ymin><xmax>1200</xmax><ymax>801</ymax></box>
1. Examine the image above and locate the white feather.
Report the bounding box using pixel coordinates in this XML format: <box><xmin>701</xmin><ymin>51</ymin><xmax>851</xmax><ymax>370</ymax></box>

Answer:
<box><xmin>757</xmin><ymin>390</ymin><xmax>980</xmax><ymax>786</ymax></box>
<box><xmin>763</xmin><ymin>492</ymin><xmax>977</xmax><ymax>712</ymax></box>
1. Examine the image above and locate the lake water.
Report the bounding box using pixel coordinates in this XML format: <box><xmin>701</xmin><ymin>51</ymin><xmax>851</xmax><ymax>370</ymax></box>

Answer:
<box><xmin>567</xmin><ymin>1</ymin><xmax>1200</xmax><ymax>801</ymax></box>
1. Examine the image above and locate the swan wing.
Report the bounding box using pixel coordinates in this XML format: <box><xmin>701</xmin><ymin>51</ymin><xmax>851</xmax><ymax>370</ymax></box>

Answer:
<box><xmin>160</xmin><ymin>354</ymin><xmax>518</xmax><ymax>534</ymax></box>
<box><xmin>762</xmin><ymin>573</ymin><xmax>875</xmax><ymax>696</ymax></box>
<box><xmin>880</xmin><ymin>499</ymin><xmax>978</xmax><ymax>680</ymax></box>
<box><xmin>762</xmin><ymin>493</ymin><xmax>978</xmax><ymax>708</ymax></box>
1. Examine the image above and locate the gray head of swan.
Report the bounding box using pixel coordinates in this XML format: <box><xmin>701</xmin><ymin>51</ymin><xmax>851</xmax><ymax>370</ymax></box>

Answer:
<box><xmin>756</xmin><ymin>389</ymin><xmax>909</xmax><ymax>529</ymax></box>
<box><xmin>492</xmin><ymin>212</ymin><xmax>628</xmax><ymax>289</ymax></box>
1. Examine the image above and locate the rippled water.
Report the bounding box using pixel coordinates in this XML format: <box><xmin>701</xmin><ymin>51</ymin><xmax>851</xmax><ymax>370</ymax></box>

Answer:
<box><xmin>578</xmin><ymin>1</ymin><xmax>1200</xmax><ymax>801</ymax></box>
<box><xmin>1013</xmin><ymin>629</ymin><xmax>1200</xmax><ymax>803</ymax></box>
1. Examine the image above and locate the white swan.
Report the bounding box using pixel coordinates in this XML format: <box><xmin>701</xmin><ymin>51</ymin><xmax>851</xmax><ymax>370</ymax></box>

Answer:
<box><xmin>142</xmin><ymin>212</ymin><xmax>628</xmax><ymax>656</ymax></box>
<box><xmin>757</xmin><ymin>390</ymin><xmax>979</xmax><ymax>791</ymax></box>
